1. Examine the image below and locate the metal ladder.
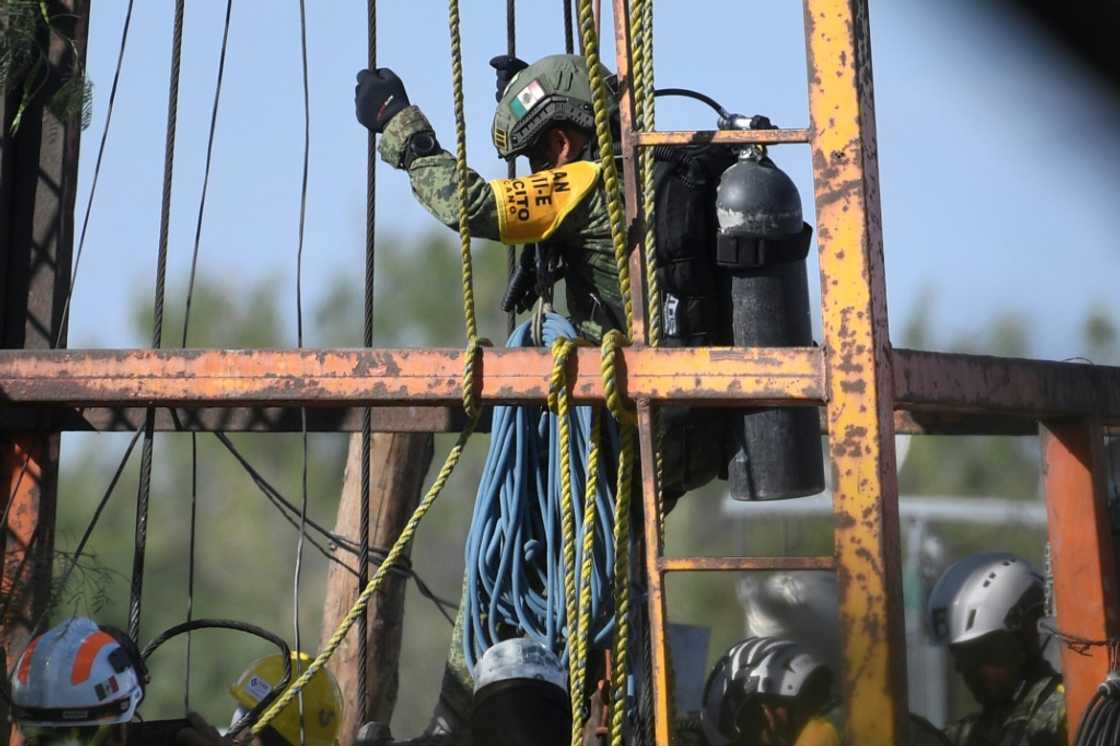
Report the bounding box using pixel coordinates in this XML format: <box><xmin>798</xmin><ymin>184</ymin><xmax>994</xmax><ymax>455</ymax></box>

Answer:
<box><xmin>608</xmin><ymin>1</ymin><xmax>909</xmax><ymax>742</ymax></box>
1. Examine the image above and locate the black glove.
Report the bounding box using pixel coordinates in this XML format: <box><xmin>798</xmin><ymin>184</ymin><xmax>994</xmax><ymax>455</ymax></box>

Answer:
<box><xmin>489</xmin><ymin>54</ymin><xmax>529</xmax><ymax>102</ymax></box>
<box><xmin>355</xmin><ymin>68</ymin><xmax>410</xmax><ymax>133</ymax></box>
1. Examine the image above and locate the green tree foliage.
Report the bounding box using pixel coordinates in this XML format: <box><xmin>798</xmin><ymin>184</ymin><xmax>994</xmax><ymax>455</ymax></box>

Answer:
<box><xmin>0</xmin><ymin>1</ymin><xmax>92</xmax><ymax>132</ymax></box>
<box><xmin>52</xmin><ymin>233</ymin><xmax>509</xmax><ymax>732</ymax></box>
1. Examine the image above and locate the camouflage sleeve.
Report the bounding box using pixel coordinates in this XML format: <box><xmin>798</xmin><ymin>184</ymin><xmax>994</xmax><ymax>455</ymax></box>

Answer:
<box><xmin>378</xmin><ymin>105</ymin><xmax>503</xmax><ymax>242</ymax></box>
<box><xmin>1027</xmin><ymin>683</ymin><xmax>1068</xmax><ymax>746</ymax></box>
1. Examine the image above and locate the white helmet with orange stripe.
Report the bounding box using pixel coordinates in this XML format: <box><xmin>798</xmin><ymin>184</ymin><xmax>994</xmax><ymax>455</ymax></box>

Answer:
<box><xmin>9</xmin><ymin>617</ymin><xmax>148</xmax><ymax>728</ymax></box>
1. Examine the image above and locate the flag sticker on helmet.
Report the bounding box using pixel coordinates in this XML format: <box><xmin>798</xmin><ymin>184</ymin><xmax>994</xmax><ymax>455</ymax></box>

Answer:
<box><xmin>245</xmin><ymin>674</ymin><xmax>273</xmax><ymax>702</ymax></box>
<box><xmin>510</xmin><ymin>79</ymin><xmax>546</xmax><ymax>120</ymax></box>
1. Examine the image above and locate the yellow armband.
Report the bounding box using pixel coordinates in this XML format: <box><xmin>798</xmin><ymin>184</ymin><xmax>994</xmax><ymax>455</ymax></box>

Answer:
<box><xmin>490</xmin><ymin>161</ymin><xmax>600</xmax><ymax>245</ymax></box>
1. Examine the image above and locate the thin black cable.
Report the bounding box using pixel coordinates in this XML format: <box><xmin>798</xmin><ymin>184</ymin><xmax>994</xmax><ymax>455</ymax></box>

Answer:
<box><xmin>178</xmin><ymin>0</ymin><xmax>234</xmax><ymax>712</ymax></box>
<box><xmin>563</xmin><ymin>0</ymin><xmax>574</xmax><ymax>54</ymax></box>
<box><xmin>505</xmin><ymin>0</ymin><xmax>517</xmax><ymax>337</ymax></box>
<box><xmin>53</xmin><ymin>0</ymin><xmax>136</xmax><ymax>349</ymax></box>
<box><xmin>211</xmin><ymin>432</ymin><xmax>457</xmax><ymax>624</ymax></box>
<box><xmin>129</xmin><ymin>0</ymin><xmax>186</xmax><ymax>644</ymax></box>
<box><xmin>652</xmin><ymin>87</ymin><xmax>730</xmax><ymax>120</ymax></box>
<box><xmin>293</xmin><ymin>2</ymin><xmax>312</xmax><ymax>742</ymax></box>
<box><xmin>358</xmin><ymin>0</ymin><xmax>378</xmax><ymax>727</ymax></box>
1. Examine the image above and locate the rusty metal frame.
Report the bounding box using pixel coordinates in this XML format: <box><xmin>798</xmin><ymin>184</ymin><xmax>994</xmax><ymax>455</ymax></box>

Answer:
<box><xmin>1041</xmin><ymin>420</ymin><xmax>1120</xmax><ymax>736</ymax></box>
<box><xmin>0</xmin><ymin>0</ymin><xmax>1118</xmax><ymax>743</ymax></box>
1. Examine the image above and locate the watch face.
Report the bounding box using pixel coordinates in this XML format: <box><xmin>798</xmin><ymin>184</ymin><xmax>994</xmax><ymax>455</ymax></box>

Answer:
<box><xmin>411</xmin><ymin>132</ymin><xmax>437</xmax><ymax>155</ymax></box>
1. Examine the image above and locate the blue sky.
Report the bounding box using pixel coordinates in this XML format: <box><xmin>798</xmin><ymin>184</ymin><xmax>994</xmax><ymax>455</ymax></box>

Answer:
<box><xmin>68</xmin><ymin>1</ymin><xmax>1118</xmax><ymax>358</ymax></box>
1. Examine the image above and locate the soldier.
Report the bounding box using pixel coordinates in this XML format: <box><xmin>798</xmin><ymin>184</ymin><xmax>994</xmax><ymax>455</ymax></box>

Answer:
<box><xmin>697</xmin><ymin>635</ymin><xmax>949</xmax><ymax>746</ymax></box>
<box><xmin>354</xmin><ymin>53</ymin><xmax>731</xmax><ymax>746</ymax></box>
<box><xmin>354</xmin><ymin>54</ymin><xmax>726</xmax><ymax>505</ymax></box>
<box><xmin>927</xmin><ymin>552</ymin><xmax>1066</xmax><ymax>746</ymax></box>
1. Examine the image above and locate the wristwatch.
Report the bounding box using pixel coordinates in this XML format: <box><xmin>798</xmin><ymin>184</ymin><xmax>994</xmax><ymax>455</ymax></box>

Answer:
<box><xmin>401</xmin><ymin>131</ymin><xmax>441</xmax><ymax>170</ymax></box>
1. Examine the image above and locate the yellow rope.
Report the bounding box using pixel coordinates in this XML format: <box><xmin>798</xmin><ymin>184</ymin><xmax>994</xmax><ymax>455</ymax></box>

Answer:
<box><xmin>448</xmin><ymin>0</ymin><xmax>478</xmax><ymax>345</ymax></box>
<box><xmin>630</xmin><ymin>0</ymin><xmax>660</xmax><ymax>349</ymax></box>
<box><xmin>608</xmin><ymin>422</ymin><xmax>635</xmax><ymax>746</ymax></box>
<box><xmin>571</xmin><ymin>407</ymin><xmax>602</xmax><ymax>746</ymax></box>
<box><xmin>577</xmin><ymin>0</ymin><xmax>633</xmax><ymax>337</ymax></box>
<box><xmin>548</xmin><ymin>338</ymin><xmax>585</xmax><ymax>746</ymax></box>
<box><xmin>600</xmin><ymin>330</ymin><xmax>636</xmax><ymax>426</ymax></box>
<box><xmin>253</xmin><ymin>0</ymin><xmax>483</xmax><ymax>734</ymax></box>
<box><xmin>574</xmin><ymin>5</ymin><xmax>646</xmax><ymax>742</ymax></box>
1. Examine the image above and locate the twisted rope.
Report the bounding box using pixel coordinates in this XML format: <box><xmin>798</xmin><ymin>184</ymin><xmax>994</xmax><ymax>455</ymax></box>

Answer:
<box><xmin>250</xmin><ymin>417</ymin><xmax>479</xmax><ymax>736</ymax></box>
<box><xmin>449</xmin><ymin>0</ymin><xmax>478</xmax><ymax>345</ymax></box>
<box><xmin>608</xmin><ymin>423</ymin><xmax>635</xmax><ymax>746</ymax></box>
<box><xmin>548</xmin><ymin>339</ymin><xmax>584</xmax><ymax>746</ymax></box>
<box><xmin>572</xmin><ymin>408</ymin><xmax>603</xmax><ymax>746</ymax></box>
<box><xmin>577</xmin><ymin>0</ymin><xmax>633</xmax><ymax>338</ymax></box>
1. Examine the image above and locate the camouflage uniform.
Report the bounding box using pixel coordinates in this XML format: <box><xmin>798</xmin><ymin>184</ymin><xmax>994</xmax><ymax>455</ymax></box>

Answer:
<box><xmin>379</xmin><ymin>105</ymin><xmax>626</xmax><ymax>342</ymax></box>
<box><xmin>378</xmin><ymin>103</ymin><xmax>723</xmax><ymax>746</ymax></box>
<box><xmin>943</xmin><ymin>662</ymin><xmax>1066</xmax><ymax>746</ymax></box>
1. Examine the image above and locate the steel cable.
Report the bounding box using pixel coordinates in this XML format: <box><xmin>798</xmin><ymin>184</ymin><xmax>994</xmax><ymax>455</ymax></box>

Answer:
<box><xmin>504</xmin><ymin>0</ymin><xmax>517</xmax><ymax>337</ymax></box>
<box><xmin>253</xmin><ymin>0</ymin><xmax>486</xmax><ymax>730</ymax></box>
<box><xmin>563</xmin><ymin>0</ymin><xmax>575</xmax><ymax>54</ymax></box>
<box><xmin>213</xmin><ymin>432</ymin><xmax>459</xmax><ymax>624</ymax></box>
<box><xmin>176</xmin><ymin>0</ymin><xmax>234</xmax><ymax>711</ymax></box>
<box><xmin>358</xmin><ymin>0</ymin><xmax>378</xmax><ymax>727</ymax></box>
<box><xmin>128</xmin><ymin>0</ymin><xmax>186</xmax><ymax>644</ymax></box>
<box><xmin>291</xmin><ymin>2</ymin><xmax>313</xmax><ymax>742</ymax></box>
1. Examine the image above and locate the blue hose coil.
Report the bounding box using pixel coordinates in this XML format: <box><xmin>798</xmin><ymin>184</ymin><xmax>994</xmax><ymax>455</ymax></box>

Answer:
<box><xmin>463</xmin><ymin>313</ymin><xmax>620</xmax><ymax>671</ymax></box>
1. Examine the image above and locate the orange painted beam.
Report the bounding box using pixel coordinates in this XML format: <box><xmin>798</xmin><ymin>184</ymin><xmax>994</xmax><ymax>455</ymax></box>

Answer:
<box><xmin>807</xmin><ymin>0</ymin><xmax>909</xmax><ymax>742</ymax></box>
<box><xmin>1041</xmin><ymin>420</ymin><xmax>1120</xmax><ymax>742</ymax></box>
<box><xmin>0</xmin><ymin>346</ymin><xmax>826</xmax><ymax>407</ymax></box>
<box><xmin>1</xmin><ymin>436</ymin><xmax>57</xmax><ymax>672</ymax></box>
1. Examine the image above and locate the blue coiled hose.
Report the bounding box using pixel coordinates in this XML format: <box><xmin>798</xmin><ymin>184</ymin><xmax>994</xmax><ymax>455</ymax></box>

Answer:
<box><xmin>463</xmin><ymin>313</ymin><xmax>620</xmax><ymax>670</ymax></box>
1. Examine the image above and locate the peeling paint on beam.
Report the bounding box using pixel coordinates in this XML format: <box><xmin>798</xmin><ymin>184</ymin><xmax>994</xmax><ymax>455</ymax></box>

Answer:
<box><xmin>894</xmin><ymin>348</ymin><xmax>1120</xmax><ymax>421</ymax></box>
<box><xmin>0</xmin><ymin>346</ymin><xmax>826</xmax><ymax>407</ymax></box>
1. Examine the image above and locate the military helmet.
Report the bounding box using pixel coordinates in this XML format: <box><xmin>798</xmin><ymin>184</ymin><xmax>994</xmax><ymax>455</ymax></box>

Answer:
<box><xmin>927</xmin><ymin>552</ymin><xmax>1044</xmax><ymax>647</ymax></box>
<box><xmin>492</xmin><ymin>54</ymin><xmax>615</xmax><ymax>160</ymax></box>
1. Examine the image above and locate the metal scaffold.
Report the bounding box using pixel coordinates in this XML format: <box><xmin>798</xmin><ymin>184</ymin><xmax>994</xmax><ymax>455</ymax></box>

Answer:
<box><xmin>2</xmin><ymin>0</ymin><xmax>1119</xmax><ymax>744</ymax></box>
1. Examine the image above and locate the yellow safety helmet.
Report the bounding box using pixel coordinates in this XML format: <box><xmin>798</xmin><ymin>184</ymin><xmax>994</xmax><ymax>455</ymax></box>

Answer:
<box><xmin>229</xmin><ymin>652</ymin><xmax>343</xmax><ymax>746</ymax></box>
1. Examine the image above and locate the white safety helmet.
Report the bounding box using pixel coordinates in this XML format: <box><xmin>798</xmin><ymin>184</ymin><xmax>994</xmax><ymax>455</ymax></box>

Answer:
<box><xmin>701</xmin><ymin>636</ymin><xmax>831</xmax><ymax>746</ymax></box>
<box><xmin>927</xmin><ymin>552</ymin><xmax>1044</xmax><ymax>646</ymax></box>
<box><xmin>9</xmin><ymin>618</ymin><xmax>147</xmax><ymax>728</ymax></box>
<box><xmin>473</xmin><ymin>637</ymin><xmax>567</xmax><ymax>693</ymax></box>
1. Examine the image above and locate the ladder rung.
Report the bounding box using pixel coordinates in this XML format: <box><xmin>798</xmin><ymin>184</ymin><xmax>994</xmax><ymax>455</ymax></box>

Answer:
<box><xmin>637</xmin><ymin>128</ymin><xmax>811</xmax><ymax>147</ymax></box>
<box><xmin>657</xmin><ymin>555</ymin><xmax>835</xmax><ymax>573</ymax></box>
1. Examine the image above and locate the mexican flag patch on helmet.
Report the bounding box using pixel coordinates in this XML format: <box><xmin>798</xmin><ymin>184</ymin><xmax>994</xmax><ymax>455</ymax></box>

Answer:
<box><xmin>510</xmin><ymin>79</ymin><xmax>546</xmax><ymax>119</ymax></box>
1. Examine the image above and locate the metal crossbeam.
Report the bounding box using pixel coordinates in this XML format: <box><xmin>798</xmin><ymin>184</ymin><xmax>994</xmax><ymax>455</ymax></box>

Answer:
<box><xmin>5</xmin><ymin>347</ymin><xmax>1118</xmax><ymax>424</ymax></box>
<box><xmin>895</xmin><ymin>348</ymin><xmax>1120</xmax><ymax>422</ymax></box>
<box><xmin>0</xmin><ymin>346</ymin><xmax>825</xmax><ymax>406</ymax></box>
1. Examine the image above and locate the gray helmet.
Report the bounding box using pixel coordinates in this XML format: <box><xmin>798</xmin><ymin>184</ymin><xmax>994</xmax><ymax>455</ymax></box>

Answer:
<box><xmin>491</xmin><ymin>54</ymin><xmax>615</xmax><ymax>160</ymax></box>
<box><xmin>926</xmin><ymin>552</ymin><xmax>1044</xmax><ymax>646</ymax></box>
<box><xmin>701</xmin><ymin>636</ymin><xmax>831</xmax><ymax>746</ymax></box>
